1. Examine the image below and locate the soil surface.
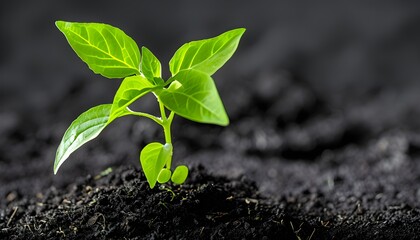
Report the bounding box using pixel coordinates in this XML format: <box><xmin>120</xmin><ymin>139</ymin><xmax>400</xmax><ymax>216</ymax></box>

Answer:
<box><xmin>0</xmin><ymin>166</ymin><xmax>320</xmax><ymax>239</ymax></box>
<box><xmin>2</xmin><ymin>1</ymin><xmax>420</xmax><ymax>239</ymax></box>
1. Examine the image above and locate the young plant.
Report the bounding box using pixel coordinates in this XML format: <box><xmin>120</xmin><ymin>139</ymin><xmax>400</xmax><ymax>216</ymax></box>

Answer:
<box><xmin>54</xmin><ymin>21</ymin><xmax>245</xmax><ymax>188</ymax></box>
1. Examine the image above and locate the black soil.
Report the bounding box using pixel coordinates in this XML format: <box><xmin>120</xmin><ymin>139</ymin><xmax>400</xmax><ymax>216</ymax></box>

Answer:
<box><xmin>3</xmin><ymin>1</ymin><xmax>420</xmax><ymax>239</ymax></box>
<box><xmin>0</xmin><ymin>166</ymin><xmax>319</xmax><ymax>239</ymax></box>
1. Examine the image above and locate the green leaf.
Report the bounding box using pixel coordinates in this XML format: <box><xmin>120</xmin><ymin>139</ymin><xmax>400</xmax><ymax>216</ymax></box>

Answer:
<box><xmin>150</xmin><ymin>77</ymin><xmax>165</xmax><ymax>87</ymax></box>
<box><xmin>157</xmin><ymin>169</ymin><xmax>172</xmax><ymax>183</ymax></box>
<box><xmin>169</xmin><ymin>28</ymin><xmax>245</xmax><ymax>76</ymax></box>
<box><xmin>110</xmin><ymin>75</ymin><xmax>157</xmax><ymax>119</ymax></box>
<box><xmin>140</xmin><ymin>143</ymin><xmax>172</xmax><ymax>188</ymax></box>
<box><xmin>141</xmin><ymin>47</ymin><xmax>162</xmax><ymax>81</ymax></box>
<box><xmin>171</xmin><ymin>165</ymin><xmax>189</xmax><ymax>185</ymax></box>
<box><xmin>56</xmin><ymin>21</ymin><xmax>140</xmax><ymax>78</ymax></box>
<box><xmin>158</xmin><ymin>69</ymin><xmax>229</xmax><ymax>126</ymax></box>
<box><xmin>54</xmin><ymin>104</ymin><xmax>112</xmax><ymax>174</ymax></box>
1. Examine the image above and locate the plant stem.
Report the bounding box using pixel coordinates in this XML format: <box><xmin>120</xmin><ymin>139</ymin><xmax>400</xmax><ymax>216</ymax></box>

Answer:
<box><xmin>163</xmin><ymin>122</ymin><xmax>172</xmax><ymax>144</ymax></box>
<box><xmin>163</xmin><ymin>122</ymin><xmax>173</xmax><ymax>169</ymax></box>
<box><xmin>159</xmin><ymin>101</ymin><xmax>167</xmax><ymax>121</ymax></box>
<box><xmin>158</xmin><ymin>101</ymin><xmax>173</xmax><ymax>142</ymax></box>
<box><xmin>126</xmin><ymin>108</ymin><xmax>162</xmax><ymax>125</ymax></box>
<box><xmin>158</xmin><ymin>100</ymin><xmax>174</xmax><ymax>169</ymax></box>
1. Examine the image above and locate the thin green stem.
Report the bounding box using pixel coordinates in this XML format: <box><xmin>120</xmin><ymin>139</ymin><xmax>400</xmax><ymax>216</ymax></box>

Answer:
<box><xmin>168</xmin><ymin>111</ymin><xmax>175</xmax><ymax>122</ymax></box>
<box><xmin>163</xmin><ymin>121</ymin><xmax>172</xmax><ymax>144</ymax></box>
<box><xmin>158</xmin><ymin>100</ymin><xmax>175</xmax><ymax>168</ymax></box>
<box><xmin>159</xmin><ymin>101</ymin><xmax>167</xmax><ymax>121</ymax></box>
<box><xmin>163</xmin><ymin>121</ymin><xmax>173</xmax><ymax>169</ymax></box>
<box><xmin>162</xmin><ymin>111</ymin><xmax>174</xmax><ymax>168</ymax></box>
<box><xmin>158</xmin><ymin>99</ymin><xmax>174</xmax><ymax>144</ymax></box>
<box><xmin>126</xmin><ymin>108</ymin><xmax>162</xmax><ymax>125</ymax></box>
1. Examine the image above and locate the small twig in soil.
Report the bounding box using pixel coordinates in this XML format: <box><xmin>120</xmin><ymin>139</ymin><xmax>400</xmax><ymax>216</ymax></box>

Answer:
<box><xmin>6</xmin><ymin>206</ymin><xmax>18</xmax><ymax>227</ymax></box>
<box><xmin>307</xmin><ymin>228</ymin><xmax>316</xmax><ymax>240</ymax></box>
<box><xmin>290</xmin><ymin>221</ymin><xmax>305</xmax><ymax>240</ymax></box>
<box><xmin>158</xmin><ymin>201</ymin><xmax>169</xmax><ymax>210</ymax></box>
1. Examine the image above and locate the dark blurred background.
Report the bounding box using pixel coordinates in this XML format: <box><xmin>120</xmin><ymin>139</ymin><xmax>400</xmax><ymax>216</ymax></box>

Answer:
<box><xmin>2</xmin><ymin>1</ymin><xmax>420</xmax><ymax>126</ymax></box>
<box><xmin>2</xmin><ymin>0</ymin><xmax>420</xmax><ymax>199</ymax></box>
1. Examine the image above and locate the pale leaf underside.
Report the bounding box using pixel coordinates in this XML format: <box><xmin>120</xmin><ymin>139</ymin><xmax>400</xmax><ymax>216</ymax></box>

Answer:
<box><xmin>54</xmin><ymin>104</ymin><xmax>112</xmax><ymax>173</ymax></box>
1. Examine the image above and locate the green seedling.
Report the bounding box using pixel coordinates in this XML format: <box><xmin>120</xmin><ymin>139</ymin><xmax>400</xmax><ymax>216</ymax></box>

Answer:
<box><xmin>54</xmin><ymin>21</ymin><xmax>245</xmax><ymax>188</ymax></box>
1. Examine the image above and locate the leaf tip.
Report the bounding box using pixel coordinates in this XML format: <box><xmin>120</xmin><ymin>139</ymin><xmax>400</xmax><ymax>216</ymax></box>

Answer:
<box><xmin>53</xmin><ymin>153</ymin><xmax>64</xmax><ymax>175</ymax></box>
<box><xmin>216</xmin><ymin>110</ymin><xmax>230</xmax><ymax>126</ymax></box>
<box><xmin>148</xmin><ymin>182</ymin><xmax>156</xmax><ymax>189</ymax></box>
<box><xmin>55</xmin><ymin>20</ymin><xmax>66</xmax><ymax>30</ymax></box>
<box><xmin>222</xmin><ymin>119</ymin><xmax>230</xmax><ymax>127</ymax></box>
<box><xmin>236</xmin><ymin>28</ymin><xmax>247</xmax><ymax>34</ymax></box>
<box><xmin>226</xmin><ymin>27</ymin><xmax>246</xmax><ymax>38</ymax></box>
<box><xmin>140</xmin><ymin>46</ymin><xmax>151</xmax><ymax>60</ymax></box>
<box><xmin>53</xmin><ymin>160</ymin><xmax>60</xmax><ymax>175</ymax></box>
<box><xmin>218</xmin><ymin>117</ymin><xmax>230</xmax><ymax>127</ymax></box>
